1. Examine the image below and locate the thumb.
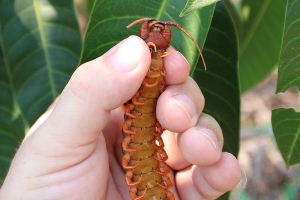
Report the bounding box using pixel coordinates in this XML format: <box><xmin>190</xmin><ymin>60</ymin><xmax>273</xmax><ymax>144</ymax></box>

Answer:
<box><xmin>47</xmin><ymin>35</ymin><xmax>150</xmax><ymax>142</ymax></box>
<box><xmin>21</xmin><ymin>36</ymin><xmax>150</xmax><ymax>171</ymax></box>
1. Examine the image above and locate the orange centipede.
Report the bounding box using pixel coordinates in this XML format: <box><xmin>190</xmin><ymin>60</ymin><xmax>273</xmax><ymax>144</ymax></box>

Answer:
<box><xmin>122</xmin><ymin>18</ymin><xmax>205</xmax><ymax>200</ymax></box>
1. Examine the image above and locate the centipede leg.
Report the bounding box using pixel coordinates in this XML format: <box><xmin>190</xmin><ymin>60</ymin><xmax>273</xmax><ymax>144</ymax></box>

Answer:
<box><xmin>130</xmin><ymin>187</ymin><xmax>147</xmax><ymax>200</ymax></box>
<box><xmin>125</xmin><ymin>104</ymin><xmax>140</xmax><ymax>119</ymax></box>
<box><xmin>132</xmin><ymin>91</ymin><xmax>148</xmax><ymax>106</ymax></box>
<box><xmin>123</xmin><ymin>120</ymin><xmax>137</xmax><ymax>135</ymax></box>
<box><xmin>153</xmin><ymin>136</ymin><xmax>165</xmax><ymax>149</ymax></box>
<box><xmin>146</xmin><ymin>72</ymin><xmax>161</xmax><ymax>78</ymax></box>
<box><xmin>160</xmin><ymin>79</ymin><xmax>165</xmax><ymax>93</ymax></box>
<box><xmin>154</xmin><ymin>162</ymin><xmax>170</xmax><ymax>175</ymax></box>
<box><xmin>122</xmin><ymin>136</ymin><xmax>141</xmax><ymax>152</ymax></box>
<box><xmin>142</xmin><ymin>78</ymin><xmax>158</xmax><ymax>87</ymax></box>
<box><xmin>154</xmin><ymin>149</ymin><xmax>168</xmax><ymax>162</ymax></box>
<box><xmin>153</xmin><ymin>121</ymin><xmax>164</xmax><ymax>136</ymax></box>
<box><xmin>122</xmin><ymin>153</ymin><xmax>140</xmax><ymax>169</ymax></box>
<box><xmin>157</xmin><ymin>175</ymin><xmax>173</xmax><ymax>189</ymax></box>
<box><xmin>158</xmin><ymin>149</ymin><xmax>168</xmax><ymax>161</ymax></box>
<box><xmin>160</xmin><ymin>50</ymin><xmax>171</xmax><ymax>57</ymax></box>
<box><xmin>125</xmin><ymin>171</ymin><xmax>142</xmax><ymax>186</ymax></box>
<box><xmin>167</xmin><ymin>190</ymin><xmax>175</xmax><ymax>200</ymax></box>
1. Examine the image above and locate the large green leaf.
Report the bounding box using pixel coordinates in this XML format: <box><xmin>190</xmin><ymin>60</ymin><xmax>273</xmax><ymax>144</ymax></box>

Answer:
<box><xmin>271</xmin><ymin>0</ymin><xmax>300</xmax><ymax>169</ymax></box>
<box><xmin>276</xmin><ymin>0</ymin><xmax>300</xmax><ymax>93</ymax></box>
<box><xmin>272</xmin><ymin>108</ymin><xmax>300</xmax><ymax>168</ymax></box>
<box><xmin>0</xmin><ymin>0</ymin><xmax>82</xmax><ymax>125</ymax></box>
<box><xmin>0</xmin><ymin>0</ymin><xmax>81</xmax><ymax>183</ymax></box>
<box><xmin>179</xmin><ymin>0</ymin><xmax>220</xmax><ymax>17</ymax></box>
<box><xmin>239</xmin><ymin>0</ymin><xmax>287</xmax><ymax>93</ymax></box>
<box><xmin>80</xmin><ymin>0</ymin><xmax>215</xmax><ymax>70</ymax></box>
<box><xmin>193</xmin><ymin>2</ymin><xmax>240</xmax><ymax>199</ymax></box>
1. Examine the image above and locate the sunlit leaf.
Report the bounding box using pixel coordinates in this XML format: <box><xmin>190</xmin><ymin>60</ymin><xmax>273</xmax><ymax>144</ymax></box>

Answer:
<box><xmin>180</xmin><ymin>0</ymin><xmax>220</xmax><ymax>17</ymax></box>
<box><xmin>239</xmin><ymin>0</ymin><xmax>287</xmax><ymax>93</ymax></box>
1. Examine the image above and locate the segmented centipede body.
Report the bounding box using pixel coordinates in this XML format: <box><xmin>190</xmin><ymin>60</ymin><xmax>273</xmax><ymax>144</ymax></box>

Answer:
<box><xmin>122</xmin><ymin>18</ymin><xmax>205</xmax><ymax>200</ymax></box>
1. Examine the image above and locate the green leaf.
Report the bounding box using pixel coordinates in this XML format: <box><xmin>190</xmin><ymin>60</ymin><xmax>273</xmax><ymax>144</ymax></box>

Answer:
<box><xmin>87</xmin><ymin>0</ymin><xmax>96</xmax><ymax>13</ymax></box>
<box><xmin>272</xmin><ymin>0</ymin><xmax>300</xmax><ymax>169</ymax></box>
<box><xmin>272</xmin><ymin>108</ymin><xmax>300</xmax><ymax>168</ymax></box>
<box><xmin>0</xmin><ymin>0</ymin><xmax>81</xmax><ymax>182</ymax></box>
<box><xmin>239</xmin><ymin>0</ymin><xmax>287</xmax><ymax>93</ymax></box>
<box><xmin>0</xmin><ymin>0</ymin><xmax>82</xmax><ymax>125</ymax></box>
<box><xmin>179</xmin><ymin>0</ymin><xmax>220</xmax><ymax>17</ymax></box>
<box><xmin>223</xmin><ymin>0</ymin><xmax>242</xmax><ymax>45</ymax></box>
<box><xmin>80</xmin><ymin>0</ymin><xmax>215</xmax><ymax>70</ymax></box>
<box><xmin>193</xmin><ymin>2</ymin><xmax>240</xmax><ymax>198</ymax></box>
<box><xmin>0</xmin><ymin>35</ymin><xmax>25</xmax><ymax>185</ymax></box>
<box><xmin>276</xmin><ymin>0</ymin><xmax>300</xmax><ymax>93</ymax></box>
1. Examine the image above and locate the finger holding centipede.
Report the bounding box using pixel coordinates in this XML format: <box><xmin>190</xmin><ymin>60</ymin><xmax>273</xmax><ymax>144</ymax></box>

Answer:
<box><xmin>156</xmin><ymin>79</ymin><xmax>241</xmax><ymax>199</ymax></box>
<box><xmin>154</xmin><ymin>48</ymin><xmax>241</xmax><ymax>198</ymax></box>
<box><xmin>157</xmin><ymin>77</ymin><xmax>205</xmax><ymax>133</ymax></box>
<box><xmin>156</xmin><ymin>76</ymin><xmax>223</xmax><ymax>165</ymax></box>
<box><xmin>162</xmin><ymin>47</ymin><xmax>190</xmax><ymax>85</ymax></box>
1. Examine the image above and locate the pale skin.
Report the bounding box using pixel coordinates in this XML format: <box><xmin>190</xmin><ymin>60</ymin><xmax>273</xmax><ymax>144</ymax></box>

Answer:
<box><xmin>0</xmin><ymin>36</ymin><xmax>241</xmax><ymax>200</ymax></box>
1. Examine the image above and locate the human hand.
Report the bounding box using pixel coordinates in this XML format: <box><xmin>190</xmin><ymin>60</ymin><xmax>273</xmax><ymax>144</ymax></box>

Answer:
<box><xmin>0</xmin><ymin>36</ymin><xmax>241</xmax><ymax>200</ymax></box>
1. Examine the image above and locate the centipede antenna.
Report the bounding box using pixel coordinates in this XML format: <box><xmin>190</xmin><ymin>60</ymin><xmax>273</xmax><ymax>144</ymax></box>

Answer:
<box><xmin>125</xmin><ymin>18</ymin><xmax>153</xmax><ymax>29</ymax></box>
<box><xmin>164</xmin><ymin>22</ymin><xmax>207</xmax><ymax>70</ymax></box>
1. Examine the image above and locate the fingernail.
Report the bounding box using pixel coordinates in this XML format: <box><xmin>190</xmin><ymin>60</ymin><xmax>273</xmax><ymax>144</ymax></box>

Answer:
<box><xmin>109</xmin><ymin>36</ymin><xmax>142</xmax><ymax>73</ymax></box>
<box><xmin>197</xmin><ymin>128</ymin><xmax>221</xmax><ymax>151</ymax></box>
<box><xmin>171</xmin><ymin>94</ymin><xmax>196</xmax><ymax>123</ymax></box>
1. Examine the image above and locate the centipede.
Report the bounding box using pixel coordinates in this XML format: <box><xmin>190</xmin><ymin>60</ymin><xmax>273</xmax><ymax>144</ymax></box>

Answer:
<box><xmin>122</xmin><ymin>18</ymin><xmax>205</xmax><ymax>200</ymax></box>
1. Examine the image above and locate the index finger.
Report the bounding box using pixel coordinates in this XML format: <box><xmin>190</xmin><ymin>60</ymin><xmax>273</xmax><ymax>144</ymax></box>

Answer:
<box><xmin>164</xmin><ymin>47</ymin><xmax>190</xmax><ymax>85</ymax></box>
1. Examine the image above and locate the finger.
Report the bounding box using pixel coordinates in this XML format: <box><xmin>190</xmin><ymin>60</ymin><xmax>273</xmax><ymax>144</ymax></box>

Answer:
<box><xmin>21</xmin><ymin>36</ymin><xmax>151</xmax><ymax>173</ymax></box>
<box><xmin>157</xmin><ymin>77</ymin><xmax>204</xmax><ymax>133</ymax></box>
<box><xmin>165</xmin><ymin>113</ymin><xmax>223</xmax><ymax>170</ymax></box>
<box><xmin>176</xmin><ymin>153</ymin><xmax>241</xmax><ymax>200</ymax></box>
<box><xmin>178</xmin><ymin>113</ymin><xmax>223</xmax><ymax>166</ymax></box>
<box><xmin>163</xmin><ymin>47</ymin><xmax>190</xmax><ymax>85</ymax></box>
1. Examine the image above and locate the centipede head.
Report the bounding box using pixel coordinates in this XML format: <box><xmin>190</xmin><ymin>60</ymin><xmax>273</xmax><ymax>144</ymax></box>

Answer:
<box><xmin>126</xmin><ymin>18</ymin><xmax>207</xmax><ymax>70</ymax></box>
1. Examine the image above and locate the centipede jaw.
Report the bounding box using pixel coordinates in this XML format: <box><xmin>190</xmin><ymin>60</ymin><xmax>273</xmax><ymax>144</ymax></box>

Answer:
<box><xmin>125</xmin><ymin>18</ymin><xmax>207</xmax><ymax>70</ymax></box>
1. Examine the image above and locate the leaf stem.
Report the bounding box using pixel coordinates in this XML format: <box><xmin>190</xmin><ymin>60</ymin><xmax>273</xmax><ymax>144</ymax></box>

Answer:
<box><xmin>156</xmin><ymin>0</ymin><xmax>169</xmax><ymax>20</ymax></box>
<box><xmin>33</xmin><ymin>0</ymin><xmax>57</xmax><ymax>99</ymax></box>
